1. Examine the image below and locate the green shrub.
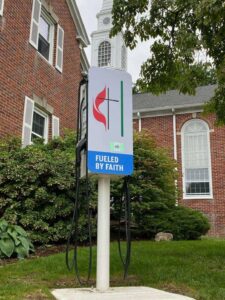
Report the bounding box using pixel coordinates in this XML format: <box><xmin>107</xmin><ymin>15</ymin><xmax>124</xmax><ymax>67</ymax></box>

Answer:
<box><xmin>0</xmin><ymin>219</ymin><xmax>34</xmax><ymax>259</ymax></box>
<box><xmin>0</xmin><ymin>131</ymin><xmax>210</xmax><ymax>244</ymax></box>
<box><xmin>111</xmin><ymin>131</ymin><xmax>210</xmax><ymax>240</ymax></box>
<box><xmin>168</xmin><ymin>207</ymin><xmax>210</xmax><ymax>240</ymax></box>
<box><xmin>133</xmin><ymin>205</ymin><xmax>210</xmax><ymax>240</ymax></box>
<box><xmin>0</xmin><ymin>133</ymin><xmax>96</xmax><ymax>245</ymax></box>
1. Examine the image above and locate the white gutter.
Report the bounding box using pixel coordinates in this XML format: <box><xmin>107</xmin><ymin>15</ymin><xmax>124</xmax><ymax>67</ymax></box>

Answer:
<box><xmin>133</xmin><ymin>102</ymin><xmax>204</xmax><ymax>114</ymax></box>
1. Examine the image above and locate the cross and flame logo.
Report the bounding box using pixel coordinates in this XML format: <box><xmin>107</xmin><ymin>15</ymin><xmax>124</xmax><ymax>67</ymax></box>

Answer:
<box><xmin>93</xmin><ymin>83</ymin><xmax>124</xmax><ymax>137</ymax></box>
<box><xmin>93</xmin><ymin>87</ymin><xmax>108</xmax><ymax>130</ymax></box>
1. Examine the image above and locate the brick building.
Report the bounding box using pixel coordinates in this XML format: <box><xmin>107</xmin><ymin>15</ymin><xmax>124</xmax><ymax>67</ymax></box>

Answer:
<box><xmin>90</xmin><ymin>0</ymin><xmax>225</xmax><ymax>237</ymax></box>
<box><xmin>0</xmin><ymin>0</ymin><xmax>89</xmax><ymax>146</ymax></box>
<box><xmin>2</xmin><ymin>0</ymin><xmax>225</xmax><ymax>237</ymax></box>
<box><xmin>133</xmin><ymin>85</ymin><xmax>225</xmax><ymax>237</ymax></box>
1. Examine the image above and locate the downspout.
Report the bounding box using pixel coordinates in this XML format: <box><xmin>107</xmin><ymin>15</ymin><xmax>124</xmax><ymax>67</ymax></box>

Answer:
<box><xmin>137</xmin><ymin>112</ymin><xmax>142</xmax><ymax>132</ymax></box>
<box><xmin>172</xmin><ymin>108</ymin><xmax>178</xmax><ymax>206</ymax></box>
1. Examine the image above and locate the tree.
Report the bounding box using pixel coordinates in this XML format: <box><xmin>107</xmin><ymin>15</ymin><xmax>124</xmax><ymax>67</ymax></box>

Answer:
<box><xmin>111</xmin><ymin>0</ymin><xmax>225</xmax><ymax>123</ymax></box>
<box><xmin>133</xmin><ymin>65</ymin><xmax>217</xmax><ymax>94</ymax></box>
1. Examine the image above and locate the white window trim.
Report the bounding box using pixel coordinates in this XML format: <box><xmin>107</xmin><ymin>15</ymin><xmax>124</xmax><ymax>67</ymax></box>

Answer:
<box><xmin>121</xmin><ymin>45</ymin><xmax>127</xmax><ymax>70</ymax></box>
<box><xmin>0</xmin><ymin>0</ymin><xmax>5</xmax><ymax>16</ymax></box>
<box><xmin>98</xmin><ymin>40</ymin><xmax>112</xmax><ymax>67</ymax></box>
<box><xmin>32</xmin><ymin>107</ymin><xmax>49</xmax><ymax>144</ymax></box>
<box><xmin>181</xmin><ymin>119</ymin><xmax>213</xmax><ymax>200</ymax></box>
<box><xmin>38</xmin><ymin>9</ymin><xmax>55</xmax><ymax>65</ymax></box>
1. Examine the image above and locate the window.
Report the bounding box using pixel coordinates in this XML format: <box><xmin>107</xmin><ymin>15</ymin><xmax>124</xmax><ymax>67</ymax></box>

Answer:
<box><xmin>37</xmin><ymin>13</ymin><xmax>54</xmax><ymax>63</ymax></box>
<box><xmin>31</xmin><ymin>109</ymin><xmax>48</xmax><ymax>142</ymax></box>
<box><xmin>22</xmin><ymin>97</ymin><xmax>49</xmax><ymax>147</ymax></box>
<box><xmin>29</xmin><ymin>0</ymin><xmax>64</xmax><ymax>71</ymax></box>
<box><xmin>181</xmin><ymin>119</ymin><xmax>213</xmax><ymax>199</ymax></box>
<box><xmin>121</xmin><ymin>45</ymin><xmax>127</xmax><ymax>70</ymax></box>
<box><xmin>0</xmin><ymin>0</ymin><xmax>4</xmax><ymax>16</ymax></box>
<box><xmin>98</xmin><ymin>41</ymin><xmax>111</xmax><ymax>67</ymax></box>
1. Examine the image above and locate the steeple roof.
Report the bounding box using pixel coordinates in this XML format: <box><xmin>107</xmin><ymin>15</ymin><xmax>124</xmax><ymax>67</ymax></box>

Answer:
<box><xmin>102</xmin><ymin>0</ymin><xmax>113</xmax><ymax>10</ymax></box>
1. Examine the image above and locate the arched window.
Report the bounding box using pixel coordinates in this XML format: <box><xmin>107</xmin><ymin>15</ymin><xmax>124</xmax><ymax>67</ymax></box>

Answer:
<box><xmin>121</xmin><ymin>45</ymin><xmax>127</xmax><ymax>70</ymax></box>
<box><xmin>98</xmin><ymin>41</ymin><xmax>111</xmax><ymax>67</ymax></box>
<box><xmin>181</xmin><ymin>119</ymin><xmax>212</xmax><ymax>198</ymax></box>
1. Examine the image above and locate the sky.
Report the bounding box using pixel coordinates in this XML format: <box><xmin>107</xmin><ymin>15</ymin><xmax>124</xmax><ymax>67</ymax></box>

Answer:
<box><xmin>76</xmin><ymin>0</ymin><xmax>150</xmax><ymax>83</ymax></box>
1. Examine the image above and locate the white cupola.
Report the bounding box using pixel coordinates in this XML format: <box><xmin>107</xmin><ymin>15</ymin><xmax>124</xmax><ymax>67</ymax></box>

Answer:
<box><xmin>102</xmin><ymin>0</ymin><xmax>113</xmax><ymax>10</ymax></box>
<box><xmin>91</xmin><ymin>0</ymin><xmax>127</xmax><ymax>71</ymax></box>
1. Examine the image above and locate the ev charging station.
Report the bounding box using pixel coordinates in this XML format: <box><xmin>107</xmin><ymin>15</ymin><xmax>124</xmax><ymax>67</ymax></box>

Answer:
<box><xmin>63</xmin><ymin>66</ymin><xmax>133</xmax><ymax>292</ymax></box>
<box><xmin>88</xmin><ymin>67</ymin><xmax>133</xmax><ymax>291</ymax></box>
<box><xmin>52</xmin><ymin>67</ymin><xmax>194</xmax><ymax>300</ymax></box>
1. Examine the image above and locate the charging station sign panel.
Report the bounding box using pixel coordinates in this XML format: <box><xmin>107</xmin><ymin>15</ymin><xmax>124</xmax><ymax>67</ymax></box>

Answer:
<box><xmin>88</xmin><ymin>67</ymin><xmax>133</xmax><ymax>176</ymax></box>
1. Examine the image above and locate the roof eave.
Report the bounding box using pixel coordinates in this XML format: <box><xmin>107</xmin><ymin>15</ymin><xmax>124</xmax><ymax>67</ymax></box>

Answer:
<box><xmin>66</xmin><ymin>0</ymin><xmax>90</xmax><ymax>47</ymax></box>
<box><xmin>133</xmin><ymin>103</ymin><xmax>204</xmax><ymax>118</ymax></box>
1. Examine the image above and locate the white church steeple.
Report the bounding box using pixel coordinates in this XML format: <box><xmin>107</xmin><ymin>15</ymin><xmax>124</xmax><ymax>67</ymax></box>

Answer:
<box><xmin>91</xmin><ymin>0</ymin><xmax>127</xmax><ymax>71</ymax></box>
<box><xmin>102</xmin><ymin>0</ymin><xmax>113</xmax><ymax>10</ymax></box>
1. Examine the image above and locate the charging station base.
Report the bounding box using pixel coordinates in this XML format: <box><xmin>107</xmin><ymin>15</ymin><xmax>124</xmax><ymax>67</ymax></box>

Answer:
<box><xmin>52</xmin><ymin>287</ymin><xmax>195</xmax><ymax>300</ymax></box>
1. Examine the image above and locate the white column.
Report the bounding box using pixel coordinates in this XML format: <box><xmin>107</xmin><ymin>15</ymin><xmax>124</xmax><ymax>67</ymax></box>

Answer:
<box><xmin>137</xmin><ymin>112</ymin><xmax>142</xmax><ymax>132</ymax></box>
<box><xmin>96</xmin><ymin>176</ymin><xmax>111</xmax><ymax>292</ymax></box>
<box><xmin>172</xmin><ymin>109</ymin><xmax>178</xmax><ymax>206</ymax></box>
<box><xmin>172</xmin><ymin>110</ymin><xmax>177</xmax><ymax>161</ymax></box>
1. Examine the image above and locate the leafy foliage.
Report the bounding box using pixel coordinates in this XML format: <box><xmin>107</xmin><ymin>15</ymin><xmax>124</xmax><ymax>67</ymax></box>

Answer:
<box><xmin>111</xmin><ymin>0</ymin><xmax>225</xmax><ymax>123</ymax></box>
<box><xmin>133</xmin><ymin>205</ymin><xmax>210</xmax><ymax>240</ymax></box>
<box><xmin>0</xmin><ymin>132</ymin><xmax>209</xmax><ymax>244</ymax></box>
<box><xmin>111</xmin><ymin>131</ymin><xmax>210</xmax><ymax>240</ymax></box>
<box><xmin>0</xmin><ymin>219</ymin><xmax>34</xmax><ymax>259</ymax></box>
<box><xmin>0</xmin><ymin>133</ymin><xmax>96</xmax><ymax>244</ymax></box>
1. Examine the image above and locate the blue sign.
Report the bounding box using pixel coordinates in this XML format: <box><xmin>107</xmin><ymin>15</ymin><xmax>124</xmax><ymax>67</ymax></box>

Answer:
<box><xmin>88</xmin><ymin>151</ymin><xmax>133</xmax><ymax>175</ymax></box>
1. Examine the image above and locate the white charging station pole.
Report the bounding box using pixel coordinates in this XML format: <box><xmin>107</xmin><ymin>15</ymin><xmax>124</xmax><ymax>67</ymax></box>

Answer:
<box><xmin>52</xmin><ymin>67</ymin><xmax>194</xmax><ymax>300</ymax></box>
<box><xmin>87</xmin><ymin>67</ymin><xmax>133</xmax><ymax>292</ymax></box>
<box><xmin>96</xmin><ymin>176</ymin><xmax>110</xmax><ymax>291</ymax></box>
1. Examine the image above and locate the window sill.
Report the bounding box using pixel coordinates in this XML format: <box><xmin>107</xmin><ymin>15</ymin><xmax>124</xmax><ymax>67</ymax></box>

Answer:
<box><xmin>37</xmin><ymin>51</ymin><xmax>63</xmax><ymax>74</ymax></box>
<box><xmin>37</xmin><ymin>51</ymin><xmax>55</xmax><ymax>69</ymax></box>
<box><xmin>183</xmin><ymin>196</ymin><xmax>213</xmax><ymax>200</ymax></box>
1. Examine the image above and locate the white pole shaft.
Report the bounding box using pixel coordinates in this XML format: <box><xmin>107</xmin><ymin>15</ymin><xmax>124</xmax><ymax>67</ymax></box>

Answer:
<box><xmin>96</xmin><ymin>176</ymin><xmax>110</xmax><ymax>292</ymax></box>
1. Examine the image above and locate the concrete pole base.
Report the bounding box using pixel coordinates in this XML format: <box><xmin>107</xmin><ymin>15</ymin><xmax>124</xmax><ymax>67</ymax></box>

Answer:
<box><xmin>52</xmin><ymin>286</ymin><xmax>195</xmax><ymax>300</ymax></box>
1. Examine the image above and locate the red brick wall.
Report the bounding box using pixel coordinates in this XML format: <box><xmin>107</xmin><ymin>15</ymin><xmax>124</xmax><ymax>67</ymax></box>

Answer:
<box><xmin>0</xmin><ymin>0</ymin><xmax>82</xmax><ymax>139</ymax></box>
<box><xmin>135</xmin><ymin>112</ymin><xmax>225</xmax><ymax>237</ymax></box>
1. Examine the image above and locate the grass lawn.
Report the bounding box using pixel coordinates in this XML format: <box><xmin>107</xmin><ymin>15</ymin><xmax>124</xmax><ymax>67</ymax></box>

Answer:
<box><xmin>1</xmin><ymin>240</ymin><xmax>225</xmax><ymax>300</ymax></box>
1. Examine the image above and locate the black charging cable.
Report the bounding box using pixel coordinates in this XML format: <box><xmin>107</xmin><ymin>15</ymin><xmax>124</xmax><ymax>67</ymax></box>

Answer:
<box><xmin>66</xmin><ymin>77</ymin><xmax>131</xmax><ymax>283</ymax></box>
<box><xmin>118</xmin><ymin>176</ymin><xmax>131</xmax><ymax>279</ymax></box>
<box><xmin>66</xmin><ymin>78</ymin><xmax>93</xmax><ymax>285</ymax></box>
